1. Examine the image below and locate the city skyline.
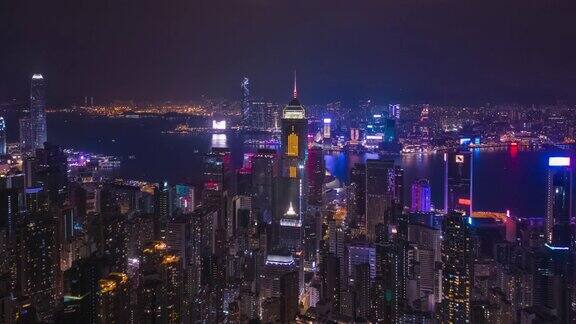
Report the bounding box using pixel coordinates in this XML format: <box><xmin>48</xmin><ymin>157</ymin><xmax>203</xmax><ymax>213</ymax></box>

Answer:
<box><xmin>1</xmin><ymin>2</ymin><xmax>575</xmax><ymax>323</ymax></box>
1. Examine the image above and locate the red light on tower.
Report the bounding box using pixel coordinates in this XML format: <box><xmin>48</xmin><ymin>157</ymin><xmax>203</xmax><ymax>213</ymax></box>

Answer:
<box><xmin>458</xmin><ymin>198</ymin><xmax>471</xmax><ymax>206</ymax></box>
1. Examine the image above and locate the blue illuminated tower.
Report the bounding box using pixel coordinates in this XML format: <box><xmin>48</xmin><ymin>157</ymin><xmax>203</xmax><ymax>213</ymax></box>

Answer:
<box><xmin>411</xmin><ymin>179</ymin><xmax>431</xmax><ymax>212</ymax></box>
<box><xmin>30</xmin><ymin>74</ymin><xmax>47</xmax><ymax>149</ymax></box>
<box><xmin>0</xmin><ymin>117</ymin><xmax>6</xmax><ymax>155</ymax></box>
<box><xmin>241</xmin><ymin>77</ymin><xmax>251</xmax><ymax>128</ymax></box>
<box><xmin>545</xmin><ymin>157</ymin><xmax>572</xmax><ymax>249</ymax></box>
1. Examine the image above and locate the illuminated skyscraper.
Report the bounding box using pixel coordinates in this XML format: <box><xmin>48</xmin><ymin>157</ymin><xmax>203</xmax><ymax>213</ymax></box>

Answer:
<box><xmin>348</xmin><ymin>163</ymin><xmax>366</xmax><ymax>228</ymax></box>
<box><xmin>202</xmin><ymin>147</ymin><xmax>232</xmax><ymax>206</ymax></box>
<box><xmin>30</xmin><ymin>74</ymin><xmax>47</xmax><ymax>149</ymax></box>
<box><xmin>280</xmin><ymin>81</ymin><xmax>307</xmax><ymax>178</ymax></box>
<box><xmin>411</xmin><ymin>179</ymin><xmax>432</xmax><ymax>212</ymax></box>
<box><xmin>365</xmin><ymin>158</ymin><xmax>395</xmax><ymax>241</ymax></box>
<box><xmin>441</xmin><ymin>212</ymin><xmax>472</xmax><ymax>324</ymax></box>
<box><xmin>444</xmin><ymin>151</ymin><xmax>472</xmax><ymax>215</ymax></box>
<box><xmin>241</xmin><ymin>77</ymin><xmax>251</xmax><ymax>128</ymax></box>
<box><xmin>545</xmin><ymin>157</ymin><xmax>572</xmax><ymax>249</ymax></box>
<box><xmin>19</xmin><ymin>117</ymin><xmax>33</xmax><ymax>153</ymax></box>
<box><xmin>389</xmin><ymin>104</ymin><xmax>400</xmax><ymax>120</ymax></box>
<box><xmin>0</xmin><ymin>117</ymin><xmax>6</xmax><ymax>155</ymax></box>
<box><xmin>277</xmin><ymin>73</ymin><xmax>308</xmax><ymax>237</ymax></box>
<box><xmin>252</xmin><ymin>149</ymin><xmax>277</xmax><ymax>223</ymax></box>
<box><xmin>278</xmin><ymin>202</ymin><xmax>304</xmax><ymax>292</ymax></box>
<box><xmin>20</xmin><ymin>211</ymin><xmax>58</xmax><ymax>321</ymax></box>
<box><xmin>307</xmin><ymin>146</ymin><xmax>324</xmax><ymax>207</ymax></box>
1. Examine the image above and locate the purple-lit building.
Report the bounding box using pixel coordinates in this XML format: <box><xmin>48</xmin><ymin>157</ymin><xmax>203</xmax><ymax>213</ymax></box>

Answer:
<box><xmin>411</xmin><ymin>179</ymin><xmax>432</xmax><ymax>212</ymax></box>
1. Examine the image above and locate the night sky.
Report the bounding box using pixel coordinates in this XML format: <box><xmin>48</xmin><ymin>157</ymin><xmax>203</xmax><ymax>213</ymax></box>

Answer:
<box><xmin>1</xmin><ymin>0</ymin><xmax>576</xmax><ymax>105</ymax></box>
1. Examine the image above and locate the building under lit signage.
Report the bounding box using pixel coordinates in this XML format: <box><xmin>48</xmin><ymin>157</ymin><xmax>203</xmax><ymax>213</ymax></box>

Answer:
<box><xmin>445</xmin><ymin>151</ymin><xmax>472</xmax><ymax>215</ymax></box>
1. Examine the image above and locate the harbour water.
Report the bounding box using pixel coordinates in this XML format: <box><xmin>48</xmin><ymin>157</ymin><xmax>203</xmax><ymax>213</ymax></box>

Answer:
<box><xmin>36</xmin><ymin>113</ymin><xmax>561</xmax><ymax>219</ymax></box>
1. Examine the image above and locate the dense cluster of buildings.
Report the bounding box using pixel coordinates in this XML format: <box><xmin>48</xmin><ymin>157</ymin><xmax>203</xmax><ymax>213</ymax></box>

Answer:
<box><xmin>0</xmin><ymin>75</ymin><xmax>575</xmax><ymax>324</ymax></box>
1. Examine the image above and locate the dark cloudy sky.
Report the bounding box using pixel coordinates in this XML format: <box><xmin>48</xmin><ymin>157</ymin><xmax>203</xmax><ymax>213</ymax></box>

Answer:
<box><xmin>1</xmin><ymin>0</ymin><xmax>576</xmax><ymax>105</ymax></box>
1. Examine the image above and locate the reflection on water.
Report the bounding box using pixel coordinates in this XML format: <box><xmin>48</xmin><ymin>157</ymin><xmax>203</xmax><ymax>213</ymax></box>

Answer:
<box><xmin>211</xmin><ymin>134</ymin><xmax>227</xmax><ymax>148</ymax></box>
<box><xmin>44</xmin><ymin>113</ymin><xmax>557</xmax><ymax>219</ymax></box>
<box><xmin>325</xmin><ymin>148</ymin><xmax>552</xmax><ymax>219</ymax></box>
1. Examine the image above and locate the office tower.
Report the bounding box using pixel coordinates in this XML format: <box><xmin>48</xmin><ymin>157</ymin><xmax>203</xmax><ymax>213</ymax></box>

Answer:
<box><xmin>394</xmin><ymin>165</ymin><xmax>404</xmax><ymax>209</ymax></box>
<box><xmin>307</xmin><ymin>146</ymin><xmax>324</xmax><ymax>207</ymax></box>
<box><xmin>165</xmin><ymin>217</ymin><xmax>189</xmax><ymax>267</ymax></box>
<box><xmin>98</xmin><ymin>272</ymin><xmax>130</xmax><ymax>323</ymax></box>
<box><xmin>0</xmin><ymin>188</ymin><xmax>21</xmax><ymax>241</ymax></box>
<box><xmin>19</xmin><ymin>117</ymin><xmax>33</xmax><ymax>153</ymax></box>
<box><xmin>19</xmin><ymin>211</ymin><xmax>58</xmax><ymax>321</ymax></box>
<box><xmin>202</xmin><ymin>147</ymin><xmax>232</xmax><ymax>207</ymax></box>
<box><xmin>127</xmin><ymin>215</ymin><xmax>155</xmax><ymax>261</ymax></box>
<box><xmin>280</xmin><ymin>75</ymin><xmax>308</xmax><ymax>179</ymax></box>
<box><xmin>320</xmin><ymin>251</ymin><xmax>341</xmax><ymax>312</ymax></box>
<box><xmin>174</xmin><ymin>184</ymin><xmax>194</xmax><ymax>214</ymax></box>
<box><xmin>156</xmin><ymin>181</ymin><xmax>172</xmax><ymax>225</ymax></box>
<box><xmin>373</xmin><ymin>242</ymin><xmax>404</xmax><ymax>323</ymax></box>
<box><xmin>277</xmin><ymin>75</ymin><xmax>308</xmax><ymax>253</ymax></box>
<box><xmin>138</xmin><ymin>241</ymin><xmax>184</xmax><ymax>323</ymax></box>
<box><xmin>348</xmin><ymin>163</ymin><xmax>366</xmax><ymax>228</ymax></box>
<box><xmin>406</xmin><ymin>221</ymin><xmax>442</xmax><ymax>313</ymax></box>
<box><xmin>545</xmin><ymin>157</ymin><xmax>572</xmax><ymax>249</ymax></box>
<box><xmin>353</xmin><ymin>263</ymin><xmax>371</xmax><ymax>320</ymax></box>
<box><xmin>241</xmin><ymin>77</ymin><xmax>251</xmax><ymax>128</ymax></box>
<box><xmin>365</xmin><ymin>158</ymin><xmax>395</xmax><ymax>241</ymax></box>
<box><xmin>34</xmin><ymin>142</ymin><xmax>69</xmax><ymax>205</ymax></box>
<box><xmin>389</xmin><ymin>104</ymin><xmax>400</xmax><ymax>120</ymax></box>
<box><xmin>250</xmin><ymin>101</ymin><xmax>275</xmax><ymax>130</ymax></box>
<box><xmin>279</xmin><ymin>270</ymin><xmax>299</xmax><ymax>323</ymax></box>
<box><xmin>348</xmin><ymin>244</ymin><xmax>376</xmax><ymax>281</ymax></box>
<box><xmin>532</xmin><ymin>247</ymin><xmax>573</xmax><ymax>323</ymax></box>
<box><xmin>99</xmin><ymin>187</ymin><xmax>129</xmax><ymax>273</ymax></box>
<box><xmin>30</xmin><ymin>74</ymin><xmax>47</xmax><ymax>149</ymax></box>
<box><xmin>278</xmin><ymin>202</ymin><xmax>304</xmax><ymax>292</ymax></box>
<box><xmin>231</xmin><ymin>195</ymin><xmax>253</xmax><ymax>254</ymax></box>
<box><xmin>303</xmin><ymin>208</ymin><xmax>321</xmax><ymax>270</ymax></box>
<box><xmin>411</xmin><ymin>179</ymin><xmax>432</xmax><ymax>212</ymax></box>
<box><xmin>444</xmin><ymin>150</ymin><xmax>473</xmax><ymax>215</ymax></box>
<box><xmin>0</xmin><ymin>117</ymin><xmax>6</xmax><ymax>155</ymax></box>
<box><xmin>159</xmin><ymin>253</ymin><xmax>184</xmax><ymax>323</ymax></box>
<box><xmin>252</xmin><ymin>149</ymin><xmax>277</xmax><ymax>223</ymax></box>
<box><xmin>237</xmin><ymin>153</ymin><xmax>254</xmax><ymax>195</ymax></box>
<box><xmin>62</xmin><ymin>256</ymin><xmax>105</xmax><ymax>323</ymax></box>
<box><xmin>322</xmin><ymin>118</ymin><xmax>332</xmax><ymax>140</ymax></box>
<box><xmin>327</xmin><ymin>217</ymin><xmax>351</xmax><ymax>316</ymax></box>
<box><xmin>441</xmin><ymin>212</ymin><xmax>473</xmax><ymax>324</ymax></box>
<box><xmin>138</xmin><ymin>276</ymin><xmax>163</xmax><ymax>322</ymax></box>
<box><xmin>350</xmin><ymin>127</ymin><xmax>360</xmax><ymax>145</ymax></box>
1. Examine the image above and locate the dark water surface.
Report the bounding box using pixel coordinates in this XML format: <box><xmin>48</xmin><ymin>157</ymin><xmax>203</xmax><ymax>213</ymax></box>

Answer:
<box><xmin>38</xmin><ymin>113</ymin><xmax>559</xmax><ymax>219</ymax></box>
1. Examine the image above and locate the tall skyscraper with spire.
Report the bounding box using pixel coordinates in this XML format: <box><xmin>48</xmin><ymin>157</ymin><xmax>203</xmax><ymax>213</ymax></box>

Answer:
<box><xmin>275</xmin><ymin>72</ymin><xmax>308</xmax><ymax>220</ymax></box>
<box><xmin>280</xmin><ymin>72</ymin><xmax>308</xmax><ymax>178</ymax></box>
<box><xmin>274</xmin><ymin>73</ymin><xmax>308</xmax><ymax>293</ymax></box>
